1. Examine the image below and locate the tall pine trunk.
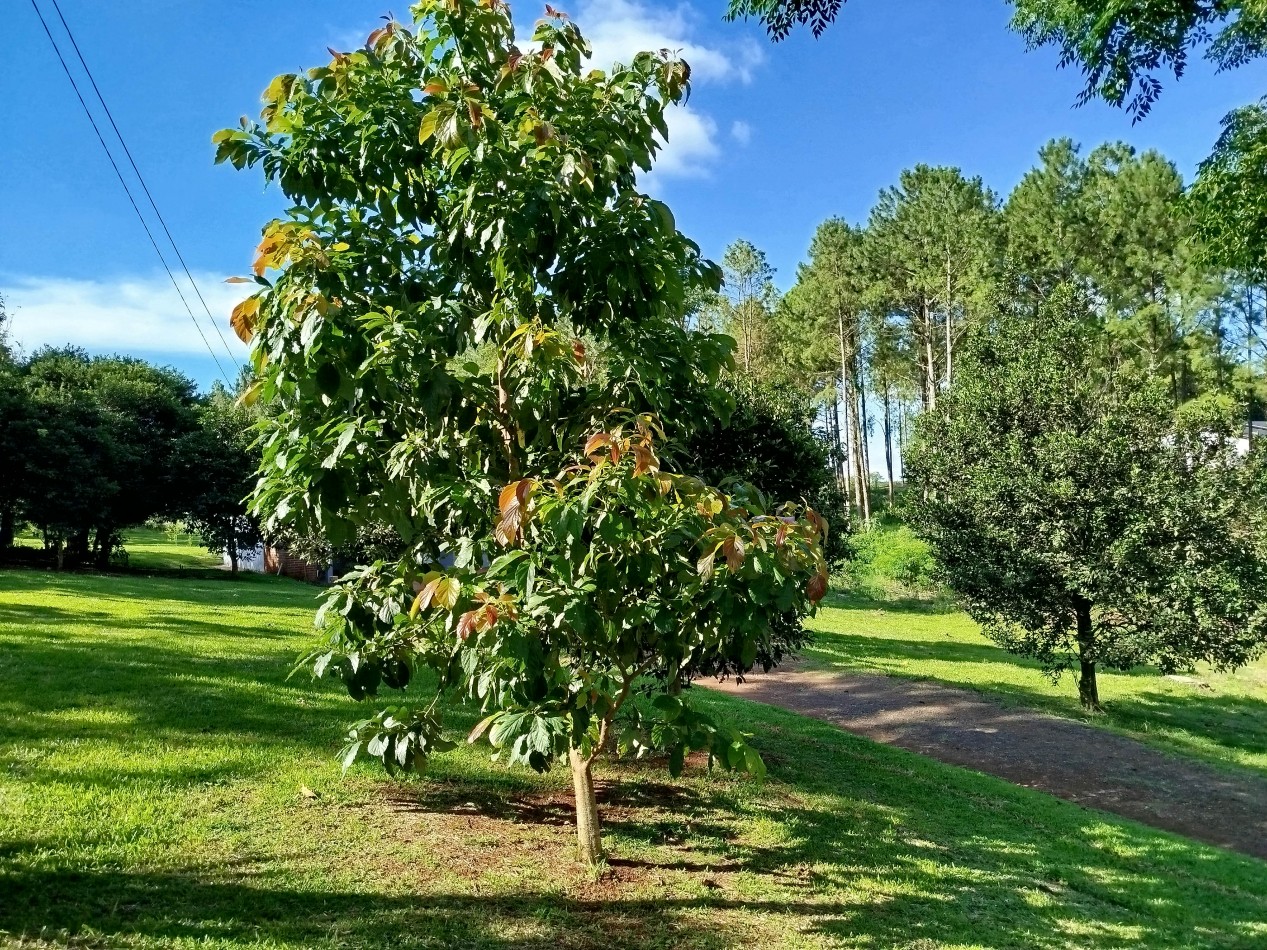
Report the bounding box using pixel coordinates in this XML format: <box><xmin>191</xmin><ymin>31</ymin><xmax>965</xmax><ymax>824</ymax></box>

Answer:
<box><xmin>569</xmin><ymin>748</ymin><xmax>603</xmax><ymax>865</ymax></box>
<box><xmin>923</xmin><ymin>301</ymin><xmax>938</xmax><ymax>410</ymax></box>
<box><xmin>853</xmin><ymin>363</ymin><xmax>871</xmax><ymax>524</ymax></box>
<box><xmin>883</xmin><ymin>387</ymin><xmax>895</xmax><ymax>507</ymax></box>
<box><xmin>944</xmin><ymin>254</ymin><xmax>954</xmax><ymax>388</ymax></box>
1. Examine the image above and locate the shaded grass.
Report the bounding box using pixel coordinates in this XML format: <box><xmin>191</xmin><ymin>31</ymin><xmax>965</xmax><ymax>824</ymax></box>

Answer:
<box><xmin>11</xmin><ymin>527</ymin><xmax>223</xmax><ymax>572</ymax></box>
<box><xmin>805</xmin><ymin>589</ymin><xmax>1267</xmax><ymax>778</ymax></box>
<box><xmin>0</xmin><ymin>568</ymin><xmax>1264</xmax><ymax>949</ymax></box>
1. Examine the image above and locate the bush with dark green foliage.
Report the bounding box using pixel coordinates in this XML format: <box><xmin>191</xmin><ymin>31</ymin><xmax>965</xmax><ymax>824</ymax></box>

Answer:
<box><xmin>674</xmin><ymin>379</ymin><xmax>846</xmax><ymax>681</ymax></box>
<box><xmin>14</xmin><ymin>348</ymin><xmax>201</xmax><ymax>569</ymax></box>
<box><xmin>908</xmin><ymin>286</ymin><xmax>1267</xmax><ymax>709</ymax></box>
<box><xmin>679</xmin><ymin>379</ymin><xmax>848</xmax><ymax>567</ymax></box>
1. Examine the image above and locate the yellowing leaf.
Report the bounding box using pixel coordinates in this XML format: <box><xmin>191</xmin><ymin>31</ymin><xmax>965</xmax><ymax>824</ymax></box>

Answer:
<box><xmin>418</xmin><ymin>110</ymin><xmax>440</xmax><ymax>145</ymax></box>
<box><xmin>230</xmin><ymin>296</ymin><xmax>261</xmax><ymax>343</ymax></box>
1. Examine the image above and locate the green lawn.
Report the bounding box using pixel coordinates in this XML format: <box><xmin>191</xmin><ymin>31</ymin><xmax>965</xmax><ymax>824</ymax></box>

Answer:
<box><xmin>805</xmin><ymin>590</ymin><xmax>1267</xmax><ymax>778</ymax></box>
<box><xmin>12</xmin><ymin>526</ymin><xmax>223</xmax><ymax>571</ymax></box>
<box><xmin>1</xmin><ymin>569</ymin><xmax>1265</xmax><ymax>949</ymax></box>
<box><xmin>118</xmin><ymin>526</ymin><xmax>224</xmax><ymax>571</ymax></box>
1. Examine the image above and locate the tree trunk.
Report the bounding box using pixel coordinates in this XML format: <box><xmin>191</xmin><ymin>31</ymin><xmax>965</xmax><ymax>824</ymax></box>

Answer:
<box><xmin>1075</xmin><ymin>601</ymin><xmax>1100</xmax><ymax>711</ymax></box>
<box><xmin>853</xmin><ymin>374</ymin><xmax>871</xmax><ymax>524</ymax></box>
<box><xmin>0</xmin><ymin>506</ymin><xmax>13</xmax><ymax>550</ymax></box>
<box><xmin>923</xmin><ymin>301</ymin><xmax>937</xmax><ymax>410</ymax></box>
<box><xmin>944</xmin><ymin>252</ymin><xmax>954</xmax><ymax>388</ymax></box>
<box><xmin>883</xmin><ymin>387</ymin><xmax>895</xmax><ymax>507</ymax></box>
<box><xmin>95</xmin><ymin>525</ymin><xmax>114</xmax><ymax>571</ymax></box>
<box><xmin>837</xmin><ymin>311</ymin><xmax>858</xmax><ymax>514</ymax></box>
<box><xmin>569</xmin><ymin>748</ymin><xmax>603</xmax><ymax>865</ymax></box>
<box><xmin>229</xmin><ymin>536</ymin><xmax>239</xmax><ymax>575</ymax></box>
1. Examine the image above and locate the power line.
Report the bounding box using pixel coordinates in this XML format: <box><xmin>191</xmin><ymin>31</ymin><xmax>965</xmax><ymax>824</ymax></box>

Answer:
<box><xmin>27</xmin><ymin>0</ymin><xmax>235</xmax><ymax>387</ymax></box>
<box><xmin>47</xmin><ymin>0</ymin><xmax>243</xmax><ymax>373</ymax></box>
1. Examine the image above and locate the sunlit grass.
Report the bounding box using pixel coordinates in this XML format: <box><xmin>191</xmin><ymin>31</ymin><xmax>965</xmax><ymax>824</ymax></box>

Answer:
<box><xmin>0</xmin><ymin>568</ymin><xmax>1263</xmax><ymax>948</ymax></box>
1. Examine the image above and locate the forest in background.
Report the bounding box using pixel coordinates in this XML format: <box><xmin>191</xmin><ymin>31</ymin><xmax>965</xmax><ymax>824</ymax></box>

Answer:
<box><xmin>700</xmin><ymin>136</ymin><xmax>1265</xmax><ymax>524</ymax></box>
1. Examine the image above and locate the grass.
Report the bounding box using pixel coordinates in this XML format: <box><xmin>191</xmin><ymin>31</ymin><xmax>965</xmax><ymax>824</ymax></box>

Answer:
<box><xmin>12</xmin><ymin>526</ymin><xmax>223</xmax><ymax>571</ymax></box>
<box><xmin>1</xmin><ymin>567</ymin><xmax>1265</xmax><ymax>948</ymax></box>
<box><xmin>805</xmin><ymin>588</ymin><xmax>1267</xmax><ymax>778</ymax></box>
<box><xmin>118</xmin><ymin>526</ymin><xmax>225</xmax><ymax>571</ymax></box>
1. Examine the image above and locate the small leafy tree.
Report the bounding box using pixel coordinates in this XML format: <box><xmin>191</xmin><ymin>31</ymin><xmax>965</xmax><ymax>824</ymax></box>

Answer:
<box><xmin>908</xmin><ymin>286</ymin><xmax>1267</xmax><ymax>709</ymax></box>
<box><xmin>216</xmin><ymin>0</ymin><xmax>827</xmax><ymax>864</ymax></box>
<box><xmin>175</xmin><ymin>383</ymin><xmax>263</xmax><ymax>573</ymax></box>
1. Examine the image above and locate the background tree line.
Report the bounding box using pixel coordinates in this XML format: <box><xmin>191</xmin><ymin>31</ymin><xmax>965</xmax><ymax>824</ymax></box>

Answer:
<box><xmin>0</xmin><ymin>303</ymin><xmax>261</xmax><ymax>571</ymax></box>
<box><xmin>701</xmin><ymin>137</ymin><xmax>1265</xmax><ymax>524</ymax></box>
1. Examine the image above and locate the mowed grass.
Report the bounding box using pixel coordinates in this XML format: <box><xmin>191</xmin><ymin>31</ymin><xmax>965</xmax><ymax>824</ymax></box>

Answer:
<box><xmin>11</xmin><ymin>526</ymin><xmax>223</xmax><ymax>571</ymax></box>
<box><xmin>119</xmin><ymin>527</ymin><xmax>224</xmax><ymax>571</ymax></box>
<box><xmin>1</xmin><ymin>569</ymin><xmax>1265</xmax><ymax>949</ymax></box>
<box><xmin>806</xmin><ymin>590</ymin><xmax>1267</xmax><ymax>778</ymax></box>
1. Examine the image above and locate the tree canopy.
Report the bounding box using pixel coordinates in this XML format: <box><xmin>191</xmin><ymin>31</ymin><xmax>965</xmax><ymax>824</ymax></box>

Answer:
<box><xmin>908</xmin><ymin>286</ymin><xmax>1267</xmax><ymax>708</ymax></box>
<box><xmin>217</xmin><ymin>0</ymin><xmax>828</xmax><ymax>865</ymax></box>
<box><xmin>727</xmin><ymin>1</ymin><xmax>1267</xmax><ymax>119</ymax></box>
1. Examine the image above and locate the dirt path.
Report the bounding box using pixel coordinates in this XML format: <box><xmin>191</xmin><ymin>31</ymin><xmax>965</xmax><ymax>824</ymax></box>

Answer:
<box><xmin>709</xmin><ymin>668</ymin><xmax>1267</xmax><ymax>861</ymax></box>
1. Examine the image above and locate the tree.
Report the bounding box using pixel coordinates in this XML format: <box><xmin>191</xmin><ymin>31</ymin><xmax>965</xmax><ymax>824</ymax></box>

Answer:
<box><xmin>727</xmin><ymin>1</ymin><xmax>1267</xmax><ymax>119</ymax></box>
<box><xmin>18</xmin><ymin>349</ymin><xmax>199</xmax><ymax>568</ymax></box>
<box><xmin>680</xmin><ymin>378</ymin><xmax>849</xmax><ymax>568</ymax></box>
<box><xmin>0</xmin><ymin>294</ymin><xmax>27</xmax><ymax>550</ymax></box>
<box><xmin>1191</xmin><ymin>99</ymin><xmax>1267</xmax><ymax>438</ymax></box>
<box><xmin>1009</xmin><ymin>0</ymin><xmax>1267</xmax><ymax>119</ymax></box>
<box><xmin>1003</xmin><ymin>138</ymin><xmax>1094</xmax><ymax>304</ymax></box>
<box><xmin>703</xmin><ymin>240</ymin><xmax>780</xmax><ymax>378</ymax></box>
<box><xmin>867</xmin><ymin>165</ymin><xmax>997</xmax><ymax>408</ymax></box>
<box><xmin>1191</xmin><ymin>99</ymin><xmax>1267</xmax><ymax>281</ymax></box>
<box><xmin>216</xmin><ymin>1</ymin><xmax>828</xmax><ymax>865</ymax></box>
<box><xmin>908</xmin><ymin>286</ymin><xmax>1267</xmax><ymax>709</ymax></box>
<box><xmin>790</xmin><ymin>219</ymin><xmax>874</xmax><ymax>520</ymax></box>
<box><xmin>175</xmin><ymin>382</ymin><xmax>263</xmax><ymax>573</ymax></box>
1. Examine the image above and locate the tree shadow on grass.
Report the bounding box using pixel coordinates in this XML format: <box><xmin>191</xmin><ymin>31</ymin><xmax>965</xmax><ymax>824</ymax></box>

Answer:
<box><xmin>823</xmin><ymin>588</ymin><xmax>961</xmax><ymax>616</ymax></box>
<box><xmin>3</xmin><ymin>778</ymin><xmax>1265</xmax><ymax>950</ymax></box>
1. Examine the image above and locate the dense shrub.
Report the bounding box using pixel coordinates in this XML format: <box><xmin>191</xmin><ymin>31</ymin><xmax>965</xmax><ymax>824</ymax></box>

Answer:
<box><xmin>678</xmin><ymin>379</ymin><xmax>849</xmax><ymax>567</ymax></box>
<box><xmin>847</xmin><ymin>520</ymin><xmax>937</xmax><ymax>590</ymax></box>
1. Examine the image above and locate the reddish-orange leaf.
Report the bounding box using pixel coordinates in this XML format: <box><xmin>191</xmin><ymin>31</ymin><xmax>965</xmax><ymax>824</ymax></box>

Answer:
<box><xmin>515</xmin><ymin>478</ymin><xmax>533</xmax><ymax>507</ymax></box>
<box><xmin>631</xmin><ymin>443</ymin><xmax>656</xmax><ymax>477</ymax></box>
<box><xmin>498</xmin><ymin>481</ymin><xmax>519</xmax><ymax>515</ymax></box>
<box><xmin>584</xmin><ymin>432</ymin><xmax>610</xmax><ymax>458</ymax></box>
<box><xmin>807</xmin><ymin>567</ymin><xmax>828</xmax><ymax>603</ymax></box>
<box><xmin>457</xmin><ymin>610</ymin><xmax>478</xmax><ymax>640</ymax></box>
<box><xmin>415</xmin><ymin>576</ymin><xmax>442</xmax><ymax>611</ymax></box>
<box><xmin>722</xmin><ymin>535</ymin><xmax>745</xmax><ymax>571</ymax></box>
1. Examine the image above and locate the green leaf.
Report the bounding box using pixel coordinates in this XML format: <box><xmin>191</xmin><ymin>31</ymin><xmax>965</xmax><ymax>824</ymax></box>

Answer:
<box><xmin>418</xmin><ymin>109</ymin><xmax>440</xmax><ymax>145</ymax></box>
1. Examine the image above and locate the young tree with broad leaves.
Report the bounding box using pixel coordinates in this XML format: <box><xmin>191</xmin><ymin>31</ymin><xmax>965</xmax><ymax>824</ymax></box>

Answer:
<box><xmin>908</xmin><ymin>286</ymin><xmax>1267</xmax><ymax>709</ymax></box>
<box><xmin>216</xmin><ymin>0</ymin><xmax>828</xmax><ymax>865</ymax></box>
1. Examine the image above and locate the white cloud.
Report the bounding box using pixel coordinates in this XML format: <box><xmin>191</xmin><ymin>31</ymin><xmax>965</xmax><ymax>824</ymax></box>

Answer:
<box><xmin>648</xmin><ymin>106</ymin><xmax>720</xmax><ymax>182</ymax></box>
<box><xmin>730</xmin><ymin>119</ymin><xmax>752</xmax><ymax>145</ymax></box>
<box><xmin>574</xmin><ymin>0</ymin><xmax>765</xmax><ymax>85</ymax></box>
<box><xmin>0</xmin><ymin>272</ymin><xmax>251</xmax><ymax>363</ymax></box>
<box><xmin>531</xmin><ymin>0</ymin><xmax>764</xmax><ymax>180</ymax></box>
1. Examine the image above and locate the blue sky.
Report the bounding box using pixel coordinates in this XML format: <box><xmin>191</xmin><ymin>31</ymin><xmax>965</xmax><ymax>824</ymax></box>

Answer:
<box><xmin>3</xmin><ymin>0</ymin><xmax>1266</xmax><ymax>392</ymax></box>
